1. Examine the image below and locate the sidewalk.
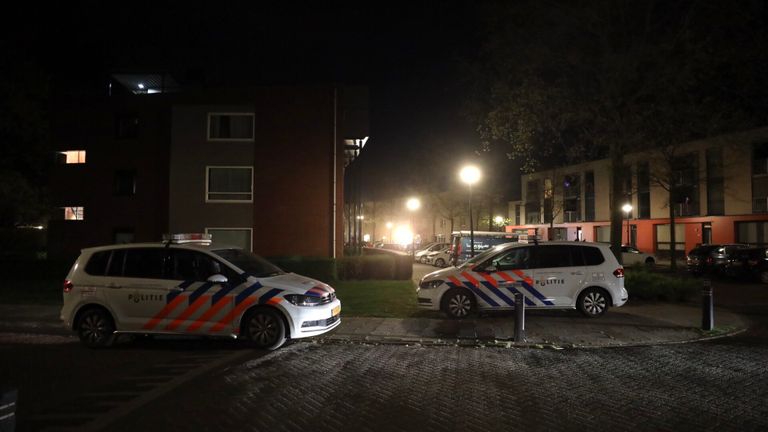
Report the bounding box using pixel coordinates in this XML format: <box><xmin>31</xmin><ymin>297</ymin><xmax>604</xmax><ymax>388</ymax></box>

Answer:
<box><xmin>0</xmin><ymin>302</ymin><xmax>750</xmax><ymax>349</ymax></box>
<box><xmin>317</xmin><ymin>303</ymin><xmax>748</xmax><ymax>348</ymax></box>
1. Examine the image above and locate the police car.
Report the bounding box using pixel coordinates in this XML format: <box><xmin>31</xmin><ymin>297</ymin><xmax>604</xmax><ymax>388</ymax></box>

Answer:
<box><xmin>417</xmin><ymin>241</ymin><xmax>627</xmax><ymax>318</ymax></box>
<box><xmin>61</xmin><ymin>234</ymin><xmax>341</xmax><ymax>350</ymax></box>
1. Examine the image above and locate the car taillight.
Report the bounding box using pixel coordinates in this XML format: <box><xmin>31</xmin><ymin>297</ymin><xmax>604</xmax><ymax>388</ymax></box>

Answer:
<box><xmin>613</xmin><ymin>268</ymin><xmax>625</xmax><ymax>278</ymax></box>
<box><xmin>63</xmin><ymin>280</ymin><xmax>73</xmax><ymax>293</ymax></box>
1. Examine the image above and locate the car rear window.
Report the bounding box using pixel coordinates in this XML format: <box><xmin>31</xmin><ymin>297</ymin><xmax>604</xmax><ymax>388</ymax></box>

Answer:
<box><xmin>581</xmin><ymin>246</ymin><xmax>605</xmax><ymax>266</ymax></box>
<box><xmin>84</xmin><ymin>251</ymin><xmax>111</xmax><ymax>275</ymax></box>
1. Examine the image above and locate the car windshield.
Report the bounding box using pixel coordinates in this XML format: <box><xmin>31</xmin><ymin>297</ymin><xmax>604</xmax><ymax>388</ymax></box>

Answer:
<box><xmin>457</xmin><ymin>244</ymin><xmax>510</xmax><ymax>269</ymax></box>
<box><xmin>211</xmin><ymin>248</ymin><xmax>285</xmax><ymax>278</ymax></box>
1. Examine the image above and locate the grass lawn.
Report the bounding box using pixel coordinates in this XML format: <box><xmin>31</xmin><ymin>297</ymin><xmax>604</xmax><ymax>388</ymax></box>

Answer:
<box><xmin>332</xmin><ymin>280</ymin><xmax>427</xmax><ymax>318</ymax></box>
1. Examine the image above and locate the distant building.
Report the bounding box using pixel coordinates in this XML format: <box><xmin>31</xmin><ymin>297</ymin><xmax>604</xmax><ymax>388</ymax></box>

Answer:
<box><xmin>506</xmin><ymin>128</ymin><xmax>768</xmax><ymax>256</ymax></box>
<box><xmin>49</xmin><ymin>73</ymin><xmax>368</xmax><ymax>260</ymax></box>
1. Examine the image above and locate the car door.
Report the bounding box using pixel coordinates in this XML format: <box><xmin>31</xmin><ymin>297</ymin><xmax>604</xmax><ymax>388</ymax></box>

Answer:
<box><xmin>484</xmin><ymin>246</ymin><xmax>538</xmax><ymax>308</ymax></box>
<box><xmin>154</xmin><ymin>249</ymin><xmax>243</xmax><ymax>335</ymax></box>
<box><xmin>102</xmin><ymin>247</ymin><xmax>175</xmax><ymax>331</ymax></box>
<box><xmin>529</xmin><ymin>245</ymin><xmax>585</xmax><ymax>307</ymax></box>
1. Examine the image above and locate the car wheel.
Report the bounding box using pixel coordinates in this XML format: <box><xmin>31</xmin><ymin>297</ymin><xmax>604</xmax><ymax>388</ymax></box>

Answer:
<box><xmin>577</xmin><ymin>287</ymin><xmax>609</xmax><ymax>318</ymax></box>
<box><xmin>435</xmin><ymin>258</ymin><xmax>445</xmax><ymax>267</ymax></box>
<box><xmin>242</xmin><ymin>308</ymin><xmax>286</xmax><ymax>350</ymax></box>
<box><xmin>420</xmin><ymin>256</ymin><xmax>428</xmax><ymax>264</ymax></box>
<box><xmin>645</xmin><ymin>257</ymin><xmax>655</xmax><ymax>267</ymax></box>
<box><xmin>761</xmin><ymin>271</ymin><xmax>768</xmax><ymax>284</ymax></box>
<box><xmin>77</xmin><ymin>308</ymin><xmax>115</xmax><ymax>348</ymax></box>
<box><xmin>441</xmin><ymin>288</ymin><xmax>475</xmax><ymax>319</ymax></box>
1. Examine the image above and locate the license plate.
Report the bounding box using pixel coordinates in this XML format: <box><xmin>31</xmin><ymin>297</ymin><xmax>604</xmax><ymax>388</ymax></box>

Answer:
<box><xmin>332</xmin><ymin>305</ymin><xmax>341</xmax><ymax>317</ymax></box>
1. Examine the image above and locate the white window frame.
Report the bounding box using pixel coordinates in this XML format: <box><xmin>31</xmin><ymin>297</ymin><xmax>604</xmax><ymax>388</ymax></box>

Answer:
<box><xmin>205</xmin><ymin>166</ymin><xmax>254</xmax><ymax>203</ymax></box>
<box><xmin>205</xmin><ymin>227</ymin><xmax>253</xmax><ymax>252</ymax></box>
<box><xmin>62</xmin><ymin>206</ymin><xmax>85</xmax><ymax>221</ymax></box>
<box><xmin>59</xmin><ymin>150</ymin><xmax>86</xmax><ymax>164</ymax></box>
<box><xmin>207</xmin><ymin>112</ymin><xmax>255</xmax><ymax>142</ymax></box>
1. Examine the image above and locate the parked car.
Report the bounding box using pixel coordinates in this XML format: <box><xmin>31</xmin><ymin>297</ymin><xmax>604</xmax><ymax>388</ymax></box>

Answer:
<box><xmin>426</xmin><ymin>248</ymin><xmax>452</xmax><ymax>267</ymax></box>
<box><xmin>686</xmin><ymin>243</ymin><xmax>750</xmax><ymax>275</ymax></box>
<box><xmin>621</xmin><ymin>246</ymin><xmax>656</xmax><ymax>266</ymax></box>
<box><xmin>450</xmin><ymin>231</ymin><xmax>519</xmax><ymax>266</ymax></box>
<box><xmin>728</xmin><ymin>247</ymin><xmax>768</xmax><ymax>283</ymax></box>
<box><xmin>418</xmin><ymin>241</ymin><xmax>627</xmax><ymax>318</ymax></box>
<box><xmin>415</xmin><ymin>243</ymin><xmax>450</xmax><ymax>263</ymax></box>
<box><xmin>60</xmin><ymin>233</ymin><xmax>341</xmax><ymax>350</ymax></box>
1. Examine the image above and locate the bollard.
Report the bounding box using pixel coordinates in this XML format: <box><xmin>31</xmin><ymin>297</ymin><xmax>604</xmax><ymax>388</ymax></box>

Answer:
<box><xmin>514</xmin><ymin>293</ymin><xmax>526</xmax><ymax>342</ymax></box>
<box><xmin>702</xmin><ymin>278</ymin><xmax>714</xmax><ymax>331</ymax></box>
<box><xmin>0</xmin><ymin>387</ymin><xmax>17</xmax><ymax>432</ymax></box>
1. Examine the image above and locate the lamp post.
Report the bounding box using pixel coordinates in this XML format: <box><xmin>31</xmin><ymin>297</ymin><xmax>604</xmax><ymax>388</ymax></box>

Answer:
<box><xmin>622</xmin><ymin>203</ymin><xmax>633</xmax><ymax>246</ymax></box>
<box><xmin>385</xmin><ymin>221</ymin><xmax>393</xmax><ymax>245</ymax></box>
<box><xmin>406</xmin><ymin>198</ymin><xmax>421</xmax><ymax>255</ymax></box>
<box><xmin>459</xmin><ymin>165</ymin><xmax>481</xmax><ymax>257</ymax></box>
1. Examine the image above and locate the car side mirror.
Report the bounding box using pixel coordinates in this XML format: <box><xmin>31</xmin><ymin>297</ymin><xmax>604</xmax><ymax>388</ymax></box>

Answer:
<box><xmin>207</xmin><ymin>274</ymin><xmax>228</xmax><ymax>284</ymax></box>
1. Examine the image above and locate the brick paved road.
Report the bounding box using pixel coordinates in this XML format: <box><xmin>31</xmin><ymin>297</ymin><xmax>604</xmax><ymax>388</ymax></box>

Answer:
<box><xmin>103</xmin><ymin>331</ymin><xmax>768</xmax><ymax>432</ymax></box>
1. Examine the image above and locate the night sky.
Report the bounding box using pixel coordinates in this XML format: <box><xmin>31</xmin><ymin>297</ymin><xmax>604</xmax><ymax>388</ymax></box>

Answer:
<box><xmin>4</xmin><ymin>2</ymin><xmax>508</xmax><ymax>201</ymax></box>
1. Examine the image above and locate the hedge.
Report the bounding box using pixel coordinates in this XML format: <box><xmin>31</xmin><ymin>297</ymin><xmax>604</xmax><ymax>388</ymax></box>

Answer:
<box><xmin>625</xmin><ymin>267</ymin><xmax>700</xmax><ymax>302</ymax></box>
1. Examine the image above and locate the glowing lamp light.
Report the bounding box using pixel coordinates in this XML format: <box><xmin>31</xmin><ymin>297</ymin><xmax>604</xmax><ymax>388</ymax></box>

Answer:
<box><xmin>137</xmin><ymin>83</ymin><xmax>145</xmax><ymax>89</ymax></box>
<box><xmin>494</xmin><ymin>216</ymin><xmax>504</xmax><ymax>225</ymax></box>
<box><xmin>406</xmin><ymin>198</ymin><xmax>421</xmax><ymax>211</ymax></box>
<box><xmin>363</xmin><ymin>234</ymin><xmax>371</xmax><ymax>242</ymax></box>
<box><xmin>393</xmin><ymin>226</ymin><xmax>413</xmax><ymax>246</ymax></box>
<box><xmin>622</xmin><ymin>203</ymin><xmax>633</xmax><ymax>214</ymax></box>
<box><xmin>459</xmin><ymin>165</ymin><xmax>481</xmax><ymax>185</ymax></box>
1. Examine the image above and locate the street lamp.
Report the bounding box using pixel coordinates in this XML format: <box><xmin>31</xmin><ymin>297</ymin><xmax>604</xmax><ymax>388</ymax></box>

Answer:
<box><xmin>459</xmin><ymin>165</ymin><xmax>481</xmax><ymax>257</ymax></box>
<box><xmin>406</xmin><ymin>198</ymin><xmax>421</xmax><ymax>255</ymax></box>
<box><xmin>622</xmin><ymin>203</ymin><xmax>633</xmax><ymax>246</ymax></box>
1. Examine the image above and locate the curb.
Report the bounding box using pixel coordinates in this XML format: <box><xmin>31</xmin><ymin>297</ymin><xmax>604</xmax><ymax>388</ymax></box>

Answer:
<box><xmin>312</xmin><ymin>324</ymin><xmax>750</xmax><ymax>350</ymax></box>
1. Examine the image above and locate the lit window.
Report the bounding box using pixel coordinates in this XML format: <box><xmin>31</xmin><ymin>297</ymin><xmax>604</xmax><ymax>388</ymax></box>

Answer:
<box><xmin>59</xmin><ymin>151</ymin><xmax>86</xmax><ymax>164</ymax></box>
<box><xmin>63</xmin><ymin>207</ymin><xmax>84</xmax><ymax>220</ymax></box>
<box><xmin>208</xmin><ymin>113</ymin><xmax>255</xmax><ymax>141</ymax></box>
<box><xmin>206</xmin><ymin>167</ymin><xmax>253</xmax><ymax>202</ymax></box>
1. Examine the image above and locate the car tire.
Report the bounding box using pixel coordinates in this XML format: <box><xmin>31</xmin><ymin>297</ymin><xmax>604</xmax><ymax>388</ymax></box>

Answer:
<box><xmin>577</xmin><ymin>287</ymin><xmax>610</xmax><ymax>318</ymax></box>
<box><xmin>77</xmin><ymin>308</ymin><xmax>116</xmax><ymax>348</ymax></box>
<box><xmin>241</xmin><ymin>308</ymin><xmax>287</xmax><ymax>350</ymax></box>
<box><xmin>435</xmin><ymin>258</ymin><xmax>446</xmax><ymax>267</ymax></box>
<box><xmin>441</xmin><ymin>288</ymin><xmax>475</xmax><ymax>319</ymax></box>
<box><xmin>420</xmin><ymin>256</ymin><xmax>428</xmax><ymax>264</ymax></box>
<box><xmin>645</xmin><ymin>257</ymin><xmax>655</xmax><ymax>267</ymax></box>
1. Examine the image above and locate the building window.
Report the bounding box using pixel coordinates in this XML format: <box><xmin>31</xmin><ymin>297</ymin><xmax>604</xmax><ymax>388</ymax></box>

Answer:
<box><xmin>63</xmin><ymin>207</ymin><xmax>84</xmax><ymax>220</ymax></box>
<box><xmin>594</xmin><ymin>225</ymin><xmax>610</xmax><ymax>243</ymax></box>
<box><xmin>205</xmin><ymin>228</ymin><xmax>253</xmax><ymax>251</ymax></box>
<box><xmin>525</xmin><ymin>180</ymin><xmax>541</xmax><ymax>224</ymax></box>
<box><xmin>114</xmin><ymin>170</ymin><xmax>137</xmax><ymax>196</ymax></box>
<box><xmin>114</xmin><ymin>228</ymin><xmax>135</xmax><ymax>244</ymax></box>
<box><xmin>672</xmin><ymin>153</ymin><xmax>699</xmax><ymax>217</ymax></box>
<box><xmin>752</xmin><ymin>143</ymin><xmax>768</xmax><ymax>213</ymax></box>
<box><xmin>584</xmin><ymin>171</ymin><xmax>595</xmax><ymax>222</ymax></box>
<box><xmin>706</xmin><ymin>147</ymin><xmax>724</xmax><ymax>215</ymax></box>
<box><xmin>515</xmin><ymin>204</ymin><xmax>521</xmax><ymax>226</ymax></box>
<box><xmin>208</xmin><ymin>113</ymin><xmax>255</xmax><ymax>141</ymax></box>
<box><xmin>563</xmin><ymin>174</ymin><xmax>581</xmax><ymax>222</ymax></box>
<box><xmin>57</xmin><ymin>150</ymin><xmax>86</xmax><ymax>164</ymax></box>
<box><xmin>206</xmin><ymin>166</ymin><xmax>253</xmax><ymax>202</ymax></box>
<box><xmin>115</xmin><ymin>115</ymin><xmax>139</xmax><ymax>139</ymax></box>
<box><xmin>637</xmin><ymin>163</ymin><xmax>651</xmax><ymax>219</ymax></box>
<box><xmin>737</xmin><ymin>221</ymin><xmax>768</xmax><ymax>246</ymax></box>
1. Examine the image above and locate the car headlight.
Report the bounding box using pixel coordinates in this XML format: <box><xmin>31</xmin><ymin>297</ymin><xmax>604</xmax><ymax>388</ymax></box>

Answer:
<box><xmin>284</xmin><ymin>294</ymin><xmax>325</xmax><ymax>307</ymax></box>
<box><xmin>419</xmin><ymin>280</ymin><xmax>444</xmax><ymax>289</ymax></box>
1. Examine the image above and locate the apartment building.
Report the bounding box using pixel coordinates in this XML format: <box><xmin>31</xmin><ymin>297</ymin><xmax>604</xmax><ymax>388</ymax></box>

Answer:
<box><xmin>506</xmin><ymin>128</ymin><xmax>768</xmax><ymax>256</ymax></box>
<box><xmin>48</xmin><ymin>74</ymin><xmax>368</xmax><ymax>260</ymax></box>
